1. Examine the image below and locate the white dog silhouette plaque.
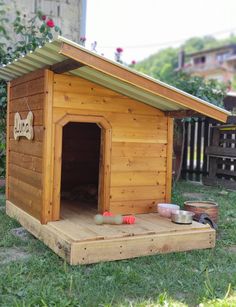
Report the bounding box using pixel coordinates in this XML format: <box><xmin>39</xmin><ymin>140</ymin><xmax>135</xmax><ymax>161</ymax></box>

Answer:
<box><xmin>14</xmin><ymin>111</ymin><xmax>34</xmax><ymax>141</ymax></box>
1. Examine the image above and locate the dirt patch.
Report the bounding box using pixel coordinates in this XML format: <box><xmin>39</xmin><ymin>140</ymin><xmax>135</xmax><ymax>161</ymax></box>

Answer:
<box><xmin>227</xmin><ymin>246</ymin><xmax>236</xmax><ymax>253</ymax></box>
<box><xmin>11</xmin><ymin>227</ymin><xmax>32</xmax><ymax>241</ymax></box>
<box><xmin>0</xmin><ymin>247</ymin><xmax>31</xmax><ymax>264</ymax></box>
<box><xmin>183</xmin><ymin>192</ymin><xmax>205</xmax><ymax>200</ymax></box>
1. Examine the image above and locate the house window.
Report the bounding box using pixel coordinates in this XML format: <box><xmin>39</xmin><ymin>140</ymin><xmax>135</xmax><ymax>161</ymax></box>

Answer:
<box><xmin>194</xmin><ymin>56</ymin><xmax>206</xmax><ymax>65</ymax></box>
<box><xmin>216</xmin><ymin>52</ymin><xmax>230</xmax><ymax>64</ymax></box>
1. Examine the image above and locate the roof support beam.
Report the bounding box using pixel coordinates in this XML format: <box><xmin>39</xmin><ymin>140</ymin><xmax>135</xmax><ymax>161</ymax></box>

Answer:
<box><xmin>50</xmin><ymin>59</ymin><xmax>84</xmax><ymax>74</ymax></box>
<box><xmin>59</xmin><ymin>42</ymin><xmax>228</xmax><ymax>123</ymax></box>
<box><xmin>165</xmin><ymin>110</ymin><xmax>203</xmax><ymax>118</ymax></box>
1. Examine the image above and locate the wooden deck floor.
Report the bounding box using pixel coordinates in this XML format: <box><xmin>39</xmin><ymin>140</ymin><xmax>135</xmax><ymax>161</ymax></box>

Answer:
<box><xmin>6</xmin><ymin>200</ymin><xmax>216</xmax><ymax>265</ymax></box>
<box><xmin>51</xmin><ymin>200</ymin><xmax>212</xmax><ymax>241</ymax></box>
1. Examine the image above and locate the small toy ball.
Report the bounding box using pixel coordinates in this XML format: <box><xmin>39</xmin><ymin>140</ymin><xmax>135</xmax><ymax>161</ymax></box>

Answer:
<box><xmin>94</xmin><ymin>214</ymin><xmax>104</xmax><ymax>225</ymax></box>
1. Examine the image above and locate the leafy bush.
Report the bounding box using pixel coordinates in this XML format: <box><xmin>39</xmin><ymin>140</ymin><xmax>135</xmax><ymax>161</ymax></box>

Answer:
<box><xmin>0</xmin><ymin>4</ymin><xmax>61</xmax><ymax>177</ymax></box>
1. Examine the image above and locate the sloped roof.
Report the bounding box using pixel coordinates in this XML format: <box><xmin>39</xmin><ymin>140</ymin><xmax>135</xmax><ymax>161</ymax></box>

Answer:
<box><xmin>0</xmin><ymin>36</ymin><xmax>230</xmax><ymax>122</ymax></box>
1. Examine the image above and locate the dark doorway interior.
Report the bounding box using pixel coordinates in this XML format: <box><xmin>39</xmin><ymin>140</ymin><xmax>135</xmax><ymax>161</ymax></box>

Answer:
<box><xmin>60</xmin><ymin>122</ymin><xmax>101</xmax><ymax>211</ymax></box>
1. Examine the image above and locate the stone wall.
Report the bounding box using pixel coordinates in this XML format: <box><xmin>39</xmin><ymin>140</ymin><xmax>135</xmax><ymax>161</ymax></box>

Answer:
<box><xmin>4</xmin><ymin>0</ymin><xmax>86</xmax><ymax>43</ymax></box>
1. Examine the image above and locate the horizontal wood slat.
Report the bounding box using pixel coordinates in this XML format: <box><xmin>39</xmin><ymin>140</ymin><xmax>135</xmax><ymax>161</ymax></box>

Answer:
<box><xmin>206</xmin><ymin>146</ymin><xmax>236</xmax><ymax>157</ymax></box>
<box><xmin>53</xmin><ymin>92</ymin><xmax>160</xmax><ymax>116</ymax></box>
<box><xmin>9</xmin><ymin>94</ymin><xmax>45</xmax><ymax>112</ymax></box>
<box><xmin>112</xmin><ymin>127</ymin><xmax>167</xmax><ymax>144</ymax></box>
<box><xmin>111</xmin><ymin>142</ymin><xmax>166</xmax><ymax>158</ymax></box>
<box><xmin>54</xmin><ymin>74</ymin><xmax>123</xmax><ymax>97</ymax></box>
<box><xmin>9</xmin><ymin>151</ymin><xmax>42</xmax><ymax>173</ymax></box>
<box><xmin>111</xmin><ymin>156</ymin><xmax>166</xmax><ymax>172</ymax></box>
<box><xmin>8</xmin><ymin>177</ymin><xmax>42</xmax><ymax>220</ymax></box>
<box><xmin>111</xmin><ymin>171</ymin><xmax>166</xmax><ymax>187</ymax></box>
<box><xmin>110</xmin><ymin>199</ymin><xmax>161</xmax><ymax>214</ymax></box>
<box><xmin>8</xmin><ymin>164</ymin><xmax>42</xmax><ymax>189</ymax></box>
<box><xmin>9</xmin><ymin>139</ymin><xmax>43</xmax><ymax>157</ymax></box>
<box><xmin>10</xmin><ymin>69</ymin><xmax>45</xmax><ymax>87</ymax></box>
<box><xmin>10</xmin><ymin>77</ymin><xmax>44</xmax><ymax>99</ymax></box>
<box><xmin>110</xmin><ymin>186</ymin><xmax>165</xmax><ymax>201</ymax></box>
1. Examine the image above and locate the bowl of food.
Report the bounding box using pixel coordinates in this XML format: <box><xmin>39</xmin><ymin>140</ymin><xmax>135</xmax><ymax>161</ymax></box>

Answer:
<box><xmin>171</xmin><ymin>210</ymin><xmax>195</xmax><ymax>224</ymax></box>
<box><xmin>157</xmin><ymin>203</ymin><xmax>180</xmax><ymax>218</ymax></box>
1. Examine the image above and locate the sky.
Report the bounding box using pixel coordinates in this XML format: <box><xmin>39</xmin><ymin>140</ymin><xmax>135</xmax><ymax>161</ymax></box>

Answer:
<box><xmin>85</xmin><ymin>0</ymin><xmax>236</xmax><ymax>63</ymax></box>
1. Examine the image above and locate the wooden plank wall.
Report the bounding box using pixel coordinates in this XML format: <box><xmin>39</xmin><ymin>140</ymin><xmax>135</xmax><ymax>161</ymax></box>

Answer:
<box><xmin>53</xmin><ymin>74</ymin><xmax>169</xmax><ymax>214</ymax></box>
<box><xmin>7</xmin><ymin>70</ymin><xmax>45</xmax><ymax>220</ymax></box>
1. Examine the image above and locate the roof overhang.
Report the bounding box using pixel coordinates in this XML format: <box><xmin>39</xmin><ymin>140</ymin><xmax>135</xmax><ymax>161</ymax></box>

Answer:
<box><xmin>0</xmin><ymin>36</ymin><xmax>230</xmax><ymax>122</ymax></box>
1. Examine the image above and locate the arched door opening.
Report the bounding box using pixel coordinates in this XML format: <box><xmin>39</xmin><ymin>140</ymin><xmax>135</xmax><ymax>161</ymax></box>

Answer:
<box><xmin>60</xmin><ymin>122</ymin><xmax>101</xmax><ymax>213</ymax></box>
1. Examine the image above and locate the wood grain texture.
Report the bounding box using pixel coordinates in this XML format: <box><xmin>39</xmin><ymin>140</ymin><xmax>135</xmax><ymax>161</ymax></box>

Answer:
<box><xmin>8</xmin><ymin>164</ymin><xmax>42</xmax><ymax>189</ymax></box>
<box><xmin>165</xmin><ymin>118</ymin><xmax>173</xmax><ymax>202</ymax></box>
<box><xmin>6</xmin><ymin>201</ymin><xmax>71</xmax><ymax>262</ymax></box>
<box><xmin>111</xmin><ymin>157</ymin><xmax>166</xmax><ymax>172</ymax></box>
<box><xmin>10</xmin><ymin>77</ymin><xmax>44</xmax><ymax>99</ymax></box>
<box><xmin>109</xmin><ymin>199</ymin><xmax>159</xmax><ymax>214</ymax></box>
<box><xmin>7</xmin><ymin>69</ymin><xmax>45</xmax><ymax>220</ymax></box>
<box><xmin>9</xmin><ymin>151</ymin><xmax>42</xmax><ymax>173</ymax></box>
<box><xmin>6</xmin><ymin>200</ymin><xmax>215</xmax><ymax>265</ymax></box>
<box><xmin>110</xmin><ymin>186</ymin><xmax>165</xmax><ymax>202</ymax></box>
<box><xmin>9</xmin><ymin>94</ymin><xmax>44</xmax><ymax>112</ymax></box>
<box><xmin>9</xmin><ymin>139</ymin><xmax>43</xmax><ymax>157</ymax></box>
<box><xmin>5</xmin><ymin>82</ymin><xmax>11</xmax><ymax>199</ymax></box>
<box><xmin>71</xmin><ymin>229</ymin><xmax>215</xmax><ymax>265</ymax></box>
<box><xmin>60</xmin><ymin>42</ymin><xmax>228</xmax><ymax>122</ymax></box>
<box><xmin>42</xmin><ymin>69</ymin><xmax>54</xmax><ymax>223</ymax></box>
<box><xmin>111</xmin><ymin>171</ymin><xmax>166</xmax><ymax>187</ymax></box>
<box><xmin>8</xmin><ymin>177</ymin><xmax>42</xmax><ymax>220</ymax></box>
<box><xmin>111</xmin><ymin>142</ymin><xmax>166</xmax><ymax>158</ymax></box>
<box><xmin>10</xmin><ymin>69</ymin><xmax>45</xmax><ymax>87</ymax></box>
<box><xmin>52</xmin><ymin>73</ymin><xmax>168</xmax><ymax>214</ymax></box>
<box><xmin>53</xmin><ymin>74</ymin><xmax>163</xmax><ymax>116</ymax></box>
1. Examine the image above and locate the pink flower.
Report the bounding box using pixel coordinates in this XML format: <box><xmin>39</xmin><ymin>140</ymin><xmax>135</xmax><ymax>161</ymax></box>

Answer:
<box><xmin>42</xmin><ymin>15</ymin><xmax>46</xmax><ymax>21</ymax></box>
<box><xmin>131</xmin><ymin>60</ymin><xmax>136</xmax><ymax>65</ymax></box>
<box><xmin>46</xmin><ymin>19</ymin><xmax>55</xmax><ymax>28</ymax></box>
<box><xmin>116</xmin><ymin>47</ymin><xmax>123</xmax><ymax>53</ymax></box>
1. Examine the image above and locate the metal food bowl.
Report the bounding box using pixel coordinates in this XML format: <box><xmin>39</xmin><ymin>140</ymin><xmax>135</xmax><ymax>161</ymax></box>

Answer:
<box><xmin>171</xmin><ymin>210</ymin><xmax>195</xmax><ymax>224</ymax></box>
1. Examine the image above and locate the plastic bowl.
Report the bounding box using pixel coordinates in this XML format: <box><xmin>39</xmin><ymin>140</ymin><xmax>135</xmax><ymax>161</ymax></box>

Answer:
<box><xmin>157</xmin><ymin>203</ymin><xmax>180</xmax><ymax>218</ymax></box>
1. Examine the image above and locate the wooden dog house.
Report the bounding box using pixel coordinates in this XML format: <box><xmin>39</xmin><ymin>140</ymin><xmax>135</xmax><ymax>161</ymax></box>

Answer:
<box><xmin>0</xmin><ymin>37</ymin><xmax>229</xmax><ymax>264</ymax></box>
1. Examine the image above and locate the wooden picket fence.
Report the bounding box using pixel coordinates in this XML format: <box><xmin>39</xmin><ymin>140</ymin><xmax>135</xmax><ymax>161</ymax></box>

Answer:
<box><xmin>181</xmin><ymin>117</ymin><xmax>236</xmax><ymax>189</ymax></box>
<box><xmin>181</xmin><ymin>117</ymin><xmax>213</xmax><ymax>182</ymax></box>
<box><xmin>203</xmin><ymin>124</ymin><xmax>236</xmax><ymax>189</ymax></box>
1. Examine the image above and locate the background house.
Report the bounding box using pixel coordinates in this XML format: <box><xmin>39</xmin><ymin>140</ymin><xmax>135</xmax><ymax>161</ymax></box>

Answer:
<box><xmin>180</xmin><ymin>44</ymin><xmax>236</xmax><ymax>91</ymax></box>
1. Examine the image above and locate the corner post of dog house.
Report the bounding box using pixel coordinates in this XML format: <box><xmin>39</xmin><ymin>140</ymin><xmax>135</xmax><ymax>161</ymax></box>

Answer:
<box><xmin>165</xmin><ymin>116</ymin><xmax>174</xmax><ymax>203</ymax></box>
<box><xmin>52</xmin><ymin>121</ymin><xmax>63</xmax><ymax>221</ymax></box>
<box><xmin>5</xmin><ymin>82</ymin><xmax>11</xmax><ymax>200</ymax></box>
<box><xmin>41</xmin><ymin>69</ymin><xmax>54</xmax><ymax>224</ymax></box>
<box><xmin>98</xmin><ymin>118</ymin><xmax>112</xmax><ymax>213</ymax></box>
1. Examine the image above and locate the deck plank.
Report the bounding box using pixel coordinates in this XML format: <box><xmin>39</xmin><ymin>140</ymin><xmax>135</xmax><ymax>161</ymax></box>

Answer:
<box><xmin>6</xmin><ymin>200</ymin><xmax>215</xmax><ymax>265</ymax></box>
<box><xmin>47</xmin><ymin>201</ymin><xmax>211</xmax><ymax>242</ymax></box>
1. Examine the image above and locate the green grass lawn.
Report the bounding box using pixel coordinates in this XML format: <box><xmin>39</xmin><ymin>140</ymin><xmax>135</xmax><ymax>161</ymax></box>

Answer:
<box><xmin>0</xmin><ymin>182</ymin><xmax>236</xmax><ymax>307</ymax></box>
